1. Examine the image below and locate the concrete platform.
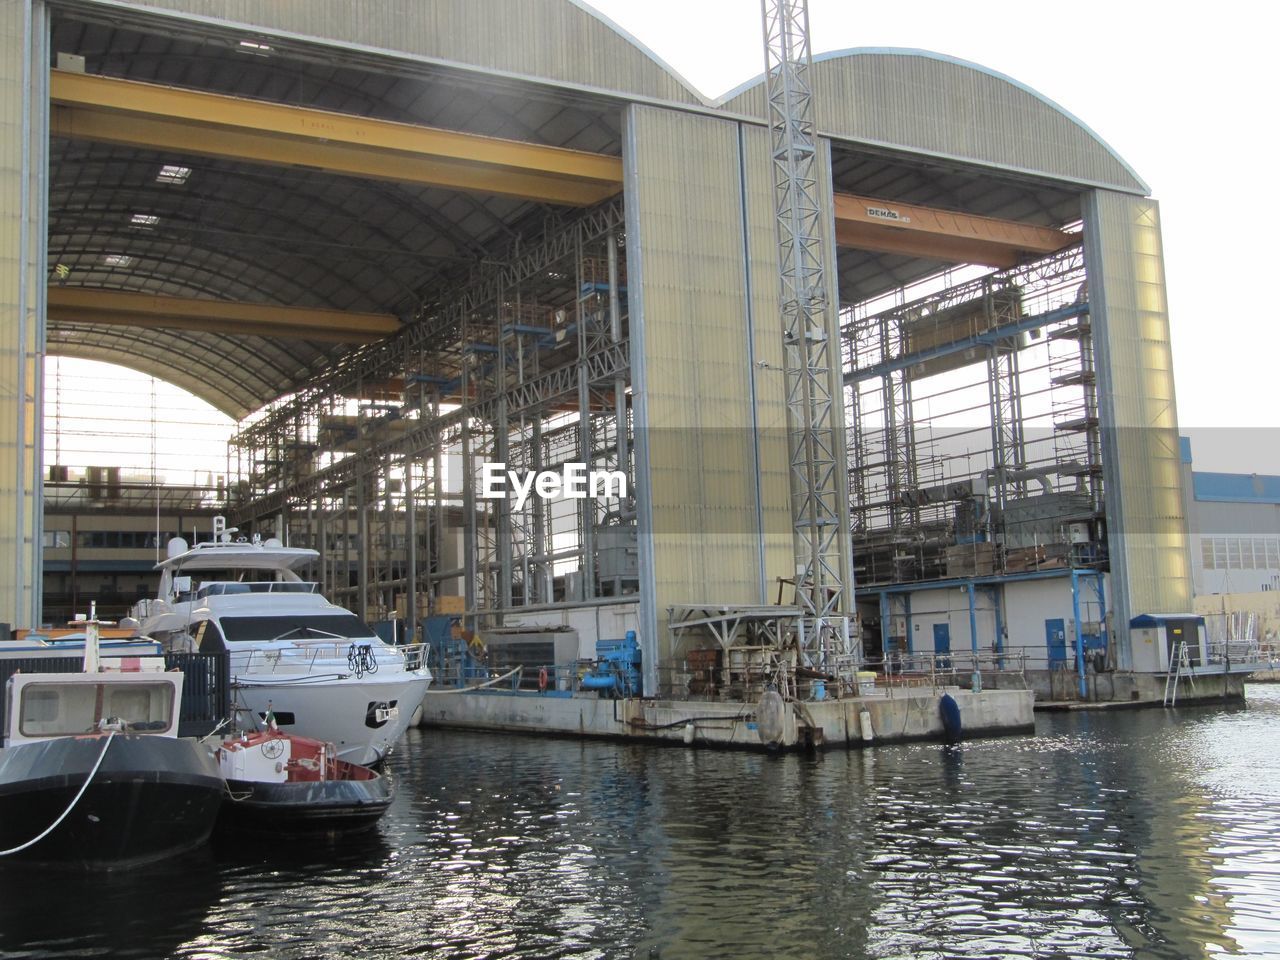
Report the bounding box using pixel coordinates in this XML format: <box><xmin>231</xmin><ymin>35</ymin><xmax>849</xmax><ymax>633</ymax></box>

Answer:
<box><xmin>417</xmin><ymin>686</ymin><xmax>1035</xmax><ymax>751</ymax></box>
<box><xmin>1032</xmin><ymin>671</ymin><xmax>1249</xmax><ymax>710</ymax></box>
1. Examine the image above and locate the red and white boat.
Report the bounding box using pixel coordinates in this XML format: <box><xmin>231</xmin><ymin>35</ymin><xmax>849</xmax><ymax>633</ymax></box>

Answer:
<box><xmin>215</xmin><ymin>726</ymin><xmax>393</xmax><ymax>835</ymax></box>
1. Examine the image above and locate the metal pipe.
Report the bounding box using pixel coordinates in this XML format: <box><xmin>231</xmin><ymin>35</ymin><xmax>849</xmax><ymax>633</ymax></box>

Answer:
<box><xmin>968</xmin><ymin>582</ymin><xmax>980</xmax><ymax>693</ymax></box>
<box><xmin>405</xmin><ymin>456</ymin><xmax>417</xmax><ymax>643</ymax></box>
<box><xmin>356</xmin><ymin>473</ymin><xmax>369</xmax><ymax>622</ymax></box>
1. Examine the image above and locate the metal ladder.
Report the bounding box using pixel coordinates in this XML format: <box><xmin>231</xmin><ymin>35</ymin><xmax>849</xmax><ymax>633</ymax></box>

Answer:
<box><xmin>1163</xmin><ymin>640</ymin><xmax>1194</xmax><ymax>706</ymax></box>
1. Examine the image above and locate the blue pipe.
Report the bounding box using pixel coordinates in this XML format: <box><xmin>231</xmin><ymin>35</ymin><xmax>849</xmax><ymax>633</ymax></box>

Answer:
<box><xmin>580</xmin><ymin>673</ymin><xmax>619</xmax><ymax>691</ymax></box>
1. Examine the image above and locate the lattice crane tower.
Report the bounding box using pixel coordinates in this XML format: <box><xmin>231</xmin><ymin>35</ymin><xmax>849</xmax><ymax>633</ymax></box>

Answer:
<box><xmin>762</xmin><ymin>0</ymin><xmax>854</xmax><ymax>670</ymax></box>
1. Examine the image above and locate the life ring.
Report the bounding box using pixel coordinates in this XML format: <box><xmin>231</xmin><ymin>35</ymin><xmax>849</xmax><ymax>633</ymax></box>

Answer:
<box><xmin>538</xmin><ymin>666</ymin><xmax>549</xmax><ymax>692</ymax></box>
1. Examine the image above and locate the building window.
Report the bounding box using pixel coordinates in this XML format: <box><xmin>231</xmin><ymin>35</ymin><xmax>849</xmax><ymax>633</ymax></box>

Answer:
<box><xmin>42</xmin><ymin>530</ymin><xmax>71</xmax><ymax>548</ymax></box>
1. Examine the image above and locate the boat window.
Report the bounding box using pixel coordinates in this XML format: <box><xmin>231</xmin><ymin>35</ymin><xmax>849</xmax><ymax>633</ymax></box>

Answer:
<box><xmin>217</xmin><ymin>614</ymin><xmax>379</xmax><ymax>644</ymax></box>
<box><xmin>197</xmin><ymin>581</ymin><xmax>318</xmax><ymax>597</ymax></box>
<box><xmin>18</xmin><ymin>682</ymin><xmax>175</xmax><ymax>737</ymax></box>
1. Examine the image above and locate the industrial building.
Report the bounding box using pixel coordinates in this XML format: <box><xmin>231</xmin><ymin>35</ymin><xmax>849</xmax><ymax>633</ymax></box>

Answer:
<box><xmin>0</xmin><ymin>0</ymin><xmax>1236</xmax><ymax>709</ymax></box>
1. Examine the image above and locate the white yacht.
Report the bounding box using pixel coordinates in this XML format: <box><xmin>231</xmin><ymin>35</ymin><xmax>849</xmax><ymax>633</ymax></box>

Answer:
<box><xmin>133</xmin><ymin>518</ymin><xmax>431</xmax><ymax>765</ymax></box>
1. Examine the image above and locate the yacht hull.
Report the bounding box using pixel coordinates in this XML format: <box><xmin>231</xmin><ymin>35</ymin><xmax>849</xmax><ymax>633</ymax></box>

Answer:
<box><xmin>232</xmin><ymin>672</ymin><xmax>430</xmax><ymax>765</ymax></box>
<box><xmin>0</xmin><ymin>736</ymin><xmax>223</xmax><ymax>870</ymax></box>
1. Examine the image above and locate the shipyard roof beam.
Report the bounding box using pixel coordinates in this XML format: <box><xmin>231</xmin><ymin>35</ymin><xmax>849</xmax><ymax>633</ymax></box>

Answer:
<box><xmin>48</xmin><ymin>287</ymin><xmax>400</xmax><ymax>343</ymax></box>
<box><xmin>834</xmin><ymin>193</ymin><xmax>1077</xmax><ymax>268</ymax></box>
<box><xmin>49</xmin><ymin>71</ymin><xmax>623</xmax><ymax>207</ymax></box>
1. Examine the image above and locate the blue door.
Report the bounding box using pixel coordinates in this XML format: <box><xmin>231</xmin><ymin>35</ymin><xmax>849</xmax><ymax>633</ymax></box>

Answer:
<box><xmin>933</xmin><ymin>623</ymin><xmax>951</xmax><ymax>667</ymax></box>
<box><xmin>1046</xmin><ymin>618</ymin><xmax>1068</xmax><ymax>666</ymax></box>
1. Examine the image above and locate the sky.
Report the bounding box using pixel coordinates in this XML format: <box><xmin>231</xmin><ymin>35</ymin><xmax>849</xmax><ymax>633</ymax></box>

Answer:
<box><xmin>586</xmin><ymin>0</ymin><xmax>1280</xmax><ymax>473</ymax></box>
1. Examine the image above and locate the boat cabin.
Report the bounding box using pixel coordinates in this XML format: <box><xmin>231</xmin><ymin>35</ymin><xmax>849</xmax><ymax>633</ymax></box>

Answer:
<box><xmin>3</xmin><ymin>667</ymin><xmax>183</xmax><ymax>747</ymax></box>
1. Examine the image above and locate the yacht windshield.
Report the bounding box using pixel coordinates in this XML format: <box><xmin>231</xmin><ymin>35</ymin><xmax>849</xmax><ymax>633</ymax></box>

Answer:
<box><xmin>218</xmin><ymin>614</ymin><xmax>379</xmax><ymax>644</ymax></box>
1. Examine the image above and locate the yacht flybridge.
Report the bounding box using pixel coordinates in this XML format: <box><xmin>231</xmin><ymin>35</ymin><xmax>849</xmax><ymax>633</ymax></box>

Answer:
<box><xmin>133</xmin><ymin>517</ymin><xmax>431</xmax><ymax>765</ymax></box>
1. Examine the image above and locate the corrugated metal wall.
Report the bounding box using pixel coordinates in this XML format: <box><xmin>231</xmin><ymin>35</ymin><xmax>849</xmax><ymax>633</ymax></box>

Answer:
<box><xmin>624</xmin><ymin>107</ymin><xmax>854</xmax><ymax>686</ymax></box>
<box><xmin>737</xmin><ymin>122</ymin><xmax>793</xmax><ymax>601</ymax></box>
<box><xmin>625</xmin><ymin>104</ymin><xmax>787</xmax><ymax>686</ymax></box>
<box><xmin>723</xmin><ymin>52</ymin><xmax>1146</xmax><ymax>195</ymax></box>
<box><xmin>100</xmin><ymin>0</ymin><xmax>702</xmax><ymax>105</ymax></box>
<box><xmin>0</xmin><ymin>0</ymin><xmax>46</xmax><ymax>629</ymax></box>
<box><xmin>1084</xmin><ymin>191</ymin><xmax>1192</xmax><ymax>661</ymax></box>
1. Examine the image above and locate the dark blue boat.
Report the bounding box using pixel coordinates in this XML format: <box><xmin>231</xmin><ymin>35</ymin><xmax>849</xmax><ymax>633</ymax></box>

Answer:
<box><xmin>0</xmin><ymin>664</ymin><xmax>223</xmax><ymax>870</ymax></box>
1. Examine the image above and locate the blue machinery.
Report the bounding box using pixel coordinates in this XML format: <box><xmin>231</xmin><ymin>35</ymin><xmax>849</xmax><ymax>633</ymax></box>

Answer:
<box><xmin>422</xmin><ymin>616</ymin><xmax>641</xmax><ymax>698</ymax></box>
<box><xmin>578</xmin><ymin>631</ymin><xmax>642</xmax><ymax>696</ymax></box>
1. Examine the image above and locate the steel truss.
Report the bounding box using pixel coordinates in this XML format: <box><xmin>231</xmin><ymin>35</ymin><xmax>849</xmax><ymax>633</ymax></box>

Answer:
<box><xmin>763</xmin><ymin>0</ymin><xmax>852</xmax><ymax>671</ymax></box>
<box><xmin>228</xmin><ymin>200</ymin><xmax>631</xmax><ymax>622</ymax></box>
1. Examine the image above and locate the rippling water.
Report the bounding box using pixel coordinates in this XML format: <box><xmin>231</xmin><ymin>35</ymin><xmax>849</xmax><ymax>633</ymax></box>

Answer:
<box><xmin>3</xmin><ymin>686</ymin><xmax>1279</xmax><ymax>960</ymax></box>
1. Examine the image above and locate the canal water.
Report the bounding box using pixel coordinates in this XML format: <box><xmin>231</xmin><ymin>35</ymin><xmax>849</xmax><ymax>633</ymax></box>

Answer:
<box><xmin>2</xmin><ymin>686</ymin><xmax>1278</xmax><ymax>960</ymax></box>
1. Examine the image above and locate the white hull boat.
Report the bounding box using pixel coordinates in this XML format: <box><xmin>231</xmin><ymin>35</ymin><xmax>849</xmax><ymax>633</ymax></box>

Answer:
<box><xmin>134</xmin><ymin>517</ymin><xmax>431</xmax><ymax>766</ymax></box>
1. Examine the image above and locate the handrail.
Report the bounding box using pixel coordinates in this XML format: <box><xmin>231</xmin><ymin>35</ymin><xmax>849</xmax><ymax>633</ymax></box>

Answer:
<box><xmin>232</xmin><ymin>642</ymin><xmax>429</xmax><ymax>675</ymax></box>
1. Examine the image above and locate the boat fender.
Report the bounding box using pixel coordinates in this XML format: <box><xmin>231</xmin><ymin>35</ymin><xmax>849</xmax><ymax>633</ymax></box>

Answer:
<box><xmin>682</xmin><ymin>722</ymin><xmax>695</xmax><ymax>746</ymax></box>
<box><xmin>538</xmin><ymin>666</ymin><xmax>549</xmax><ymax>693</ymax></box>
<box><xmin>939</xmin><ymin>693</ymin><xmax>963</xmax><ymax>743</ymax></box>
<box><xmin>858</xmin><ymin>708</ymin><xmax>874</xmax><ymax>742</ymax></box>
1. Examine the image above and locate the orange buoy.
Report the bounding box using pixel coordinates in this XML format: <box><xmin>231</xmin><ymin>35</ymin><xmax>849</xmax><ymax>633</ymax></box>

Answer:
<box><xmin>538</xmin><ymin>665</ymin><xmax>549</xmax><ymax>692</ymax></box>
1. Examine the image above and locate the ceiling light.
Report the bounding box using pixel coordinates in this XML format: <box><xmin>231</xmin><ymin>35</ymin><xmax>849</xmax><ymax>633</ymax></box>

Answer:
<box><xmin>130</xmin><ymin>213</ymin><xmax>159</xmax><ymax>227</ymax></box>
<box><xmin>102</xmin><ymin>254</ymin><xmax>133</xmax><ymax>267</ymax></box>
<box><xmin>156</xmin><ymin>164</ymin><xmax>191</xmax><ymax>185</ymax></box>
<box><xmin>238</xmin><ymin>39</ymin><xmax>272</xmax><ymax>54</ymax></box>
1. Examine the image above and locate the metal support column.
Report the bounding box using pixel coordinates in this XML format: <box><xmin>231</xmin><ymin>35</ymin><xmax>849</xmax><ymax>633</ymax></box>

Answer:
<box><xmin>1071</xmin><ymin>567</ymin><xmax>1088</xmax><ymax>699</ymax></box>
<box><xmin>356</xmin><ymin>472</ymin><xmax>369</xmax><ymax>622</ymax></box>
<box><xmin>762</xmin><ymin>0</ymin><xmax>851</xmax><ymax>670</ymax></box>
<box><xmin>967</xmin><ymin>582</ymin><xmax>981</xmax><ymax>692</ymax></box>
<box><xmin>989</xmin><ymin>585</ymin><xmax>1005</xmax><ymax>670</ymax></box>
<box><xmin>405</xmin><ymin>456</ymin><xmax>417</xmax><ymax>644</ymax></box>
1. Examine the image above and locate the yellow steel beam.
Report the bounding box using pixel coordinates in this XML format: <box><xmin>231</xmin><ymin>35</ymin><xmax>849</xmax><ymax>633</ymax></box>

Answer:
<box><xmin>50</xmin><ymin>71</ymin><xmax>623</xmax><ymax>206</ymax></box>
<box><xmin>834</xmin><ymin>193</ymin><xmax>1077</xmax><ymax>268</ymax></box>
<box><xmin>48</xmin><ymin>287</ymin><xmax>401</xmax><ymax>343</ymax></box>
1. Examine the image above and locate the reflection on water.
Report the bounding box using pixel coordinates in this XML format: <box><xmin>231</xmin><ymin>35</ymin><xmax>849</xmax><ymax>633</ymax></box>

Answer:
<box><xmin>2</xmin><ymin>688</ymin><xmax>1278</xmax><ymax>959</ymax></box>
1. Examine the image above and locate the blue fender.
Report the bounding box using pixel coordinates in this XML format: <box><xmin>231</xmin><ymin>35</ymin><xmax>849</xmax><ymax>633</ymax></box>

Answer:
<box><xmin>939</xmin><ymin>693</ymin><xmax>963</xmax><ymax>743</ymax></box>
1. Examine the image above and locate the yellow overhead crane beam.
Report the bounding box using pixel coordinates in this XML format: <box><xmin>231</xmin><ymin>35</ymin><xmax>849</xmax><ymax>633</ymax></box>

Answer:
<box><xmin>49</xmin><ymin>71</ymin><xmax>623</xmax><ymax>206</ymax></box>
<box><xmin>48</xmin><ymin>287</ymin><xmax>401</xmax><ymax>343</ymax></box>
<box><xmin>833</xmin><ymin>193</ymin><xmax>1077</xmax><ymax>268</ymax></box>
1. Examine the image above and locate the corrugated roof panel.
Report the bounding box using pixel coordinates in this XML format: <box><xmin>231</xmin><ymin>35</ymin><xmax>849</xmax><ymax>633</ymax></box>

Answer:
<box><xmin>113</xmin><ymin>0</ymin><xmax>703</xmax><ymax>105</ymax></box>
<box><xmin>723</xmin><ymin>50</ymin><xmax>1147</xmax><ymax>195</ymax></box>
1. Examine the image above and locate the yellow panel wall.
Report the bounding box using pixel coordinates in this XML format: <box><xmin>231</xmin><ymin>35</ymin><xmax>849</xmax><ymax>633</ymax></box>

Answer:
<box><xmin>624</xmin><ymin>105</ymin><xmax>767</xmax><ymax>690</ymax></box>
<box><xmin>624</xmin><ymin>105</ymin><xmax>854</xmax><ymax>691</ymax></box>
<box><xmin>0</xmin><ymin>0</ymin><xmax>45</xmax><ymax>629</ymax></box>
<box><xmin>737</xmin><ymin>124</ymin><xmax>794</xmax><ymax>596</ymax></box>
<box><xmin>1083</xmin><ymin>191</ymin><xmax>1193</xmax><ymax>664</ymax></box>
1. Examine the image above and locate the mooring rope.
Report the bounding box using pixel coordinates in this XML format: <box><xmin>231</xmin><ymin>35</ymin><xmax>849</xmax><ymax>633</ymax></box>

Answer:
<box><xmin>0</xmin><ymin>731</ymin><xmax>116</xmax><ymax>857</ymax></box>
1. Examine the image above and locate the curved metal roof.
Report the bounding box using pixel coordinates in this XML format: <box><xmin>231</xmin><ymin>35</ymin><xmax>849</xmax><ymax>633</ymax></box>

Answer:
<box><xmin>47</xmin><ymin>2</ymin><xmax>637</xmax><ymax>419</ymax></box>
<box><xmin>46</xmin><ymin>10</ymin><xmax>1145</xmax><ymax>419</ymax></box>
<box><xmin>718</xmin><ymin>47</ymin><xmax>1148</xmax><ymax>195</ymax></box>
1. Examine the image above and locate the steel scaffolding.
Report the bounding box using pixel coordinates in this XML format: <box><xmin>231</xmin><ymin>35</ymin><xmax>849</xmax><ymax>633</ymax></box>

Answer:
<box><xmin>843</xmin><ymin>244</ymin><xmax>1099</xmax><ymax>589</ymax></box>
<box><xmin>225</xmin><ymin>200</ymin><xmax>633</xmax><ymax>625</ymax></box>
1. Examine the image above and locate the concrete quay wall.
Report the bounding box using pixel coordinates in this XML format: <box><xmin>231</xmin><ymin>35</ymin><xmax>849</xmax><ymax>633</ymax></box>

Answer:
<box><xmin>417</xmin><ymin>687</ymin><xmax>1035</xmax><ymax>751</ymax></box>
